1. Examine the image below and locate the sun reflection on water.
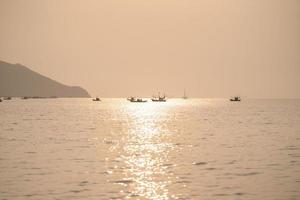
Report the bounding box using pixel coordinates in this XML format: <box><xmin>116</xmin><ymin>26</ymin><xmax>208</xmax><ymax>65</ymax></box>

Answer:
<box><xmin>118</xmin><ymin>102</ymin><xmax>176</xmax><ymax>199</ymax></box>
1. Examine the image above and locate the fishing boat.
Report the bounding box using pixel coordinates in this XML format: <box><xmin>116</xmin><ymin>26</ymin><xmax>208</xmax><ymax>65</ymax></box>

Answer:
<box><xmin>127</xmin><ymin>97</ymin><xmax>147</xmax><ymax>103</ymax></box>
<box><xmin>230</xmin><ymin>96</ymin><xmax>241</xmax><ymax>101</ymax></box>
<box><xmin>93</xmin><ymin>97</ymin><xmax>101</xmax><ymax>101</ymax></box>
<box><xmin>151</xmin><ymin>93</ymin><xmax>166</xmax><ymax>102</ymax></box>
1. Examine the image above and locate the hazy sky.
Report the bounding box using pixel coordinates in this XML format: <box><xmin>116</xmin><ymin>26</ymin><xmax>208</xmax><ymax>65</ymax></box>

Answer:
<box><xmin>0</xmin><ymin>0</ymin><xmax>299</xmax><ymax>98</ymax></box>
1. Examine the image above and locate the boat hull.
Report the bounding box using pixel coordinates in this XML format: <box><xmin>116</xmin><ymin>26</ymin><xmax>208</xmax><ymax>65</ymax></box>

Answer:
<box><xmin>151</xmin><ymin>99</ymin><xmax>166</xmax><ymax>102</ymax></box>
<box><xmin>130</xmin><ymin>100</ymin><xmax>147</xmax><ymax>103</ymax></box>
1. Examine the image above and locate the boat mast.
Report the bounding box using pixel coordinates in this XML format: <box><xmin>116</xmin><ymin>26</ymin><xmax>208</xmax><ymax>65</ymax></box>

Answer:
<box><xmin>183</xmin><ymin>89</ymin><xmax>187</xmax><ymax>99</ymax></box>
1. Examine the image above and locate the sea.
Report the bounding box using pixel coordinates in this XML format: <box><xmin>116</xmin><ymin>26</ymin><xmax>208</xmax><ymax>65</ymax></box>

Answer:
<box><xmin>0</xmin><ymin>98</ymin><xmax>299</xmax><ymax>200</ymax></box>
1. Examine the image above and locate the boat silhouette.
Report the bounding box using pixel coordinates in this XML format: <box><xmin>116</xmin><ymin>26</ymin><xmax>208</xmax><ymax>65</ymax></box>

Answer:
<box><xmin>127</xmin><ymin>97</ymin><xmax>147</xmax><ymax>103</ymax></box>
<box><xmin>93</xmin><ymin>97</ymin><xmax>101</xmax><ymax>101</ymax></box>
<box><xmin>151</xmin><ymin>93</ymin><xmax>166</xmax><ymax>102</ymax></box>
<box><xmin>230</xmin><ymin>96</ymin><xmax>241</xmax><ymax>101</ymax></box>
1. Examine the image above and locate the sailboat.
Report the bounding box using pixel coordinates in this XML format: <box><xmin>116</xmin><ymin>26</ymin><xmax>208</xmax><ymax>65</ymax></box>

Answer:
<box><xmin>182</xmin><ymin>89</ymin><xmax>188</xmax><ymax>99</ymax></box>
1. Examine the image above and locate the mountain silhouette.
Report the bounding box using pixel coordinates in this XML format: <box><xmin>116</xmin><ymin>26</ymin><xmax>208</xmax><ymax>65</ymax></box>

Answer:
<box><xmin>0</xmin><ymin>60</ymin><xmax>90</xmax><ymax>97</ymax></box>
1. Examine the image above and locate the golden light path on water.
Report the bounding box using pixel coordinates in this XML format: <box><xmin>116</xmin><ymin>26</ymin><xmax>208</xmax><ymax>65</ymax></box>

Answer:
<box><xmin>107</xmin><ymin>101</ymin><xmax>184</xmax><ymax>200</ymax></box>
<box><xmin>125</xmin><ymin>105</ymin><xmax>171</xmax><ymax>199</ymax></box>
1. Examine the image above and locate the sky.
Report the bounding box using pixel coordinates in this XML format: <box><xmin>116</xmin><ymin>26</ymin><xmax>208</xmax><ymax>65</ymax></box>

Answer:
<box><xmin>0</xmin><ymin>0</ymin><xmax>299</xmax><ymax>98</ymax></box>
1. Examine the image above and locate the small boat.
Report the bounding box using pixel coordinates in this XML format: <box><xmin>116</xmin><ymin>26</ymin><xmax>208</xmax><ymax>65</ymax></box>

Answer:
<box><xmin>151</xmin><ymin>93</ymin><xmax>166</xmax><ymax>102</ymax></box>
<box><xmin>127</xmin><ymin>97</ymin><xmax>147</xmax><ymax>103</ymax></box>
<box><xmin>4</xmin><ymin>97</ymin><xmax>12</xmax><ymax>100</ymax></box>
<box><xmin>230</xmin><ymin>96</ymin><xmax>241</xmax><ymax>101</ymax></box>
<box><xmin>0</xmin><ymin>98</ymin><xmax>2</xmax><ymax>102</ymax></box>
<box><xmin>93</xmin><ymin>97</ymin><xmax>101</xmax><ymax>101</ymax></box>
<box><xmin>22</xmin><ymin>96</ymin><xmax>28</xmax><ymax>100</ymax></box>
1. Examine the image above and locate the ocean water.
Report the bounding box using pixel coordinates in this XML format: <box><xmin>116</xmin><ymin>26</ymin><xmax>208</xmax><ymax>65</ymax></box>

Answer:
<box><xmin>0</xmin><ymin>98</ymin><xmax>299</xmax><ymax>200</ymax></box>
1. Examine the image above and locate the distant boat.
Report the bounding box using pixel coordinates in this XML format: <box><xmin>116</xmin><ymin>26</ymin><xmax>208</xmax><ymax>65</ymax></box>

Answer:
<box><xmin>4</xmin><ymin>97</ymin><xmax>12</xmax><ymax>100</ymax></box>
<box><xmin>22</xmin><ymin>96</ymin><xmax>28</xmax><ymax>100</ymax></box>
<box><xmin>230</xmin><ymin>96</ymin><xmax>241</xmax><ymax>102</ymax></box>
<box><xmin>93</xmin><ymin>97</ymin><xmax>101</xmax><ymax>101</ymax></box>
<box><xmin>0</xmin><ymin>98</ymin><xmax>2</xmax><ymax>102</ymax></box>
<box><xmin>127</xmin><ymin>97</ymin><xmax>147</xmax><ymax>103</ymax></box>
<box><xmin>152</xmin><ymin>93</ymin><xmax>166</xmax><ymax>102</ymax></box>
<box><xmin>183</xmin><ymin>89</ymin><xmax>188</xmax><ymax>99</ymax></box>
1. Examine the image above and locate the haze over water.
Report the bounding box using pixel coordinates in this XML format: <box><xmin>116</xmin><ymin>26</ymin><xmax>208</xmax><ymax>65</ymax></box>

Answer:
<box><xmin>1</xmin><ymin>0</ymin><xmax>300</xmax><ymax>98</ymax></box>
<box><xmin>0</xmin><ymin>98</ymin><xmax>299</xmax><ymax>200</ymax></box>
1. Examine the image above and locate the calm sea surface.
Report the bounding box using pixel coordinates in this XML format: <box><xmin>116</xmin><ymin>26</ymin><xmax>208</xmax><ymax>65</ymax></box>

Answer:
<box><xmin>0</xmin><ymin>98</ymin><xmax>299</xmax><ymax>200</ymax></box>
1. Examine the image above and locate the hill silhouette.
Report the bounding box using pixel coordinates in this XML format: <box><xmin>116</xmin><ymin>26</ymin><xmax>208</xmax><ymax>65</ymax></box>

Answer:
<box><xmin>0</xmin><ymin>60</ymin><xmax>90</xmax><ymax>97</ymax></box>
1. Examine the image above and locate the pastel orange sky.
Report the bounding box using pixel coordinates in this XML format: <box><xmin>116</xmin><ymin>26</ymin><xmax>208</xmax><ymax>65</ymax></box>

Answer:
<box><xmin>0</xmin><ymin>0</ymin><xmax>299</xmax><ymax>98</ymax></box>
